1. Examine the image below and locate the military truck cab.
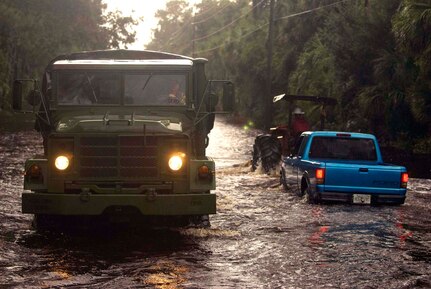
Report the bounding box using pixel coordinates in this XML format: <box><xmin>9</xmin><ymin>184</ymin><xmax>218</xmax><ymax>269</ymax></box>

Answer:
<box><xmin>13</xmin><ymin>50</ymin><xmax>234</xmax><ymax>227</ymax></box>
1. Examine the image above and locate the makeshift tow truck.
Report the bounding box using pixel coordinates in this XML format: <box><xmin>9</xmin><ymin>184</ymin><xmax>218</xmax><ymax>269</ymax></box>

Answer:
<box><xmin>251</xmin><ymin>93</ymin><xmax>337</xmax><ymax>174</ymax></box>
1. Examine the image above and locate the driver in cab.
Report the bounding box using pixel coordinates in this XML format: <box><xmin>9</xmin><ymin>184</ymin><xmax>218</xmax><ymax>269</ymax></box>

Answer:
<box><xmin>167</xmin><ymin>80</ymin><xmax>185</xmax><ymax>105</ymax></box>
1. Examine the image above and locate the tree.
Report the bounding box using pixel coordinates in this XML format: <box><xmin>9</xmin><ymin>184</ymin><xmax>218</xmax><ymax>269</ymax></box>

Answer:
<box><xmin>0</xmin><ymin>0</ymin><xmax>137</xmax><ymax>110</ymax></box>
<box><xmin>392</xmin><ymin>0</ymin><xmax>431</xmax><ymax>146</ymax></box>
<box><xmin>147</xmin><ymin>0</ymin><xmax>430</xmax><ymax>152</ymax></box>
<box><xmin>146</xmin><ymin>0</ymin><xmax>193</xmax><ymax>54</ymax></box>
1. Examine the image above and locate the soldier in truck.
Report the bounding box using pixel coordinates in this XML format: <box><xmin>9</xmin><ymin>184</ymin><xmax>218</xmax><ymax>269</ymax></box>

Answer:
<box><xmin>167</xmin><ymin>79</ymin><xmax>186</xmax><ymax>105</ymax></box>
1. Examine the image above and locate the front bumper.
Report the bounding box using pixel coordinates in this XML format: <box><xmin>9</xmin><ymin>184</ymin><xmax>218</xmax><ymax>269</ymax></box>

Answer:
<box><xmin>22</xmin><ymin>192</ymin><xmax>216</xmax><ymax>215</ymax></box>
<box><xmin>319</xmin><ymin>191</ymin><xmax>406</xmax><ymax>205</ymax></box>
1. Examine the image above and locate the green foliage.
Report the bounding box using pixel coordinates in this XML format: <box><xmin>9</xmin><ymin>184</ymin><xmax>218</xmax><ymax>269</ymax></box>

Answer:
<box><xmin>0</xmin><ymin>0</ymin><xmax>137</xmax><ymax>110</ymax></box>
<box><xmin>2</xmin><ymin>0</ymin><xmax>429</xmax><ymax>151</ymax></box>
<box><xmin>2</xmin><ymin>0</ymin><xmax>421</xmax><ymax>151</ymax></box>
<box><xmin>146</xmin><ymin>0</ymin><xmax>193</xmax><ymax>54</ymax></box>
<box><xmin>147</xmin><ymin>0</ymin><xmax>431</xmax><ymax>151</ymax></box>
<box><xmin>392</xmin><ymin>0</ymin><xmax>431</xmax><ymax>133</ymax></box>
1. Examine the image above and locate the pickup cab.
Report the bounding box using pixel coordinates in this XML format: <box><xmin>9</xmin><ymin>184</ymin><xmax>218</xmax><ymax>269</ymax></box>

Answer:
<box><xmin>280</xmin><ymin>131</ymin><xmax>408</xmax><ymax>205</ymax></box>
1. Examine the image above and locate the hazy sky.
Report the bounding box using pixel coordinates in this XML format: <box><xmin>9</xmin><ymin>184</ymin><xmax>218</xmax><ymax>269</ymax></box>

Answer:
<box><xmin>103</xmin><ymin>0</ymin><xmax>200</xmax><ymax>49</ymax></box>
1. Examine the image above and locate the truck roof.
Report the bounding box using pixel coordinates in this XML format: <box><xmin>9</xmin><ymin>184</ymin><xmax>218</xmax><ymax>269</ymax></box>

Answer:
<box><xmin>41</xmin><ymin>49</ymin><xmax>208</xmax><ymax>95</ymax></box>
<box><xmin>52</xmin><ymin>59</ymin><xmax>194</xmax><ymax>70</ymax></box>
<box><xmin>48</xmin><ymin>49</ymin><xmax>206</xmax><ymax>64</ymax></box>
<box><xmin>301</xmin><ymin>131</ymin><xmax>376</xmax><ymax>139</ymax></box>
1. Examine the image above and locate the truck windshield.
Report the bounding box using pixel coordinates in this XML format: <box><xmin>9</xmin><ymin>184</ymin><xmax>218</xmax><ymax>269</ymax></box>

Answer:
<box><xmin>57</xmin><ymin>71</ymin><xmax>187</xmax><ymax>106</ymax></box>
<box><xmin>309</xmin><ymin>137</ymin><xmax>377</xmax><ymax>161</ymax></box>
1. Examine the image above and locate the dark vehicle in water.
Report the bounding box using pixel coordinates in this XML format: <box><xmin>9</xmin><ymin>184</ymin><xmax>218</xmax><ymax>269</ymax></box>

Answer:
<box><xmin>281</xmin><ymin>131</ymin><xmax>409</xmax><ymax>205</ymax></box>
<box><xmin>12</xmin><ymin>50</ymin><xmax>234</xmax><ymax>228</ymax></box>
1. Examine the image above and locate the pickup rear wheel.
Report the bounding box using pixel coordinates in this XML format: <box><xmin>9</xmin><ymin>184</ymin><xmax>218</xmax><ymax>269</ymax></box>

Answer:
<box><xmin>298</xmin><ymin>178</ymin><xmax>307</xmax><ymax>197</ymax></box>
<box><xmin>301</xmin><ymin>179</ymin><xmax>320</xmax><ymax>203</ymax></box>
<box><xmin>306</xmin><ymin>187</ymin><xmax>320</xmax><ymax>204</ymax></box>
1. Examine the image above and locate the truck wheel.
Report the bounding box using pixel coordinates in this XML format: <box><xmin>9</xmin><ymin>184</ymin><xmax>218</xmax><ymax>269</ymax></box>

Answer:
<box><xmin>251</xmin><ymin>143</ymin><xmax>259</xmax><ymax>172</ymax></box>
<box><xmin>199</xmin><ymin>215</ymin><xmax>211</xmax><ymax>228</ymax></box>
<box><xmin>32</xmin><ymin>214</ymin><xmax>59</xmax><ymax>231</ymax></box>
<box><xmin>188</xmin><ymin>215</ymin><xmax>211</xmax><ymax>228</ymax></box>
<box><xmin>252</xmin><ymin>134</ymin><xmax>281</xmax><ymax>174</ymax></box>
<box><xmin>390</xmin><ymin>198</ymin><xmax>405</xmax><ymax>206</ymax></box>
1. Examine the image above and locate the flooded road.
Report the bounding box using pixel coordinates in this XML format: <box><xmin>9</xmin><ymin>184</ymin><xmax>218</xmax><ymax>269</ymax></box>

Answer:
<box><xmin>1</xmin><ymin>117</ymin><xmax>430</xmax><ymax>288</ymax></box>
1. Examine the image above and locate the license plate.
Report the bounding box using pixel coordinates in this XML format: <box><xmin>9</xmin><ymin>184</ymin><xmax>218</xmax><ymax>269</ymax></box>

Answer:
<box><xmin>353</xmin><ymin>194</ymin><xmax>371</xmax><ymax>204</ymax></box>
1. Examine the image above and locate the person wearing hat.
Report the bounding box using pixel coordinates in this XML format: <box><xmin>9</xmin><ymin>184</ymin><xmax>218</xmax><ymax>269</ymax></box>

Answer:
<box><xmin>292</xmin><ymin>107</ymin><xmax>310</xmax><ymax>136</ymax></box>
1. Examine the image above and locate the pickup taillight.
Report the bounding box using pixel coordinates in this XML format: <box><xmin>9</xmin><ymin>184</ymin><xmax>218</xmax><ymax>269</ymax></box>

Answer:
<box><xmin>401</xmin><ymin>172</ymin><xmax>408</xmax><ymax>188</ymax></box>
<box><xmin>316</xmin><ymin>168</ymin><xmax>325</xmax><ymax>184</ymax></box>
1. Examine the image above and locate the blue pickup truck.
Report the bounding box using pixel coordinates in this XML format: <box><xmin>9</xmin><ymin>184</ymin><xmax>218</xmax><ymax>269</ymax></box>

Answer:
<box><xmin>280</xmin><ymin>131</ymin><xmax>408</xmax><ymax>205</ymax></box>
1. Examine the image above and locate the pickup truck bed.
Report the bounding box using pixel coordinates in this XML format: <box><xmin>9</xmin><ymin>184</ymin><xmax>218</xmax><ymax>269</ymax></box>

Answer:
<box><xmin>281</xmin><ymin>131</ymin><xmax>408</xmax><ymax>205</ymax></box>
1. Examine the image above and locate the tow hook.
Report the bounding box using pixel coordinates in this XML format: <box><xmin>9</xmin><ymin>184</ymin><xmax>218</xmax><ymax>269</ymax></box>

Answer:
<box><xmin>80</xmin><ymin>188</ymin><xmax>91</xmax><ymax>202</ymax></box>
<box><xmin>146</xmin><ymin>188</ymin><xmax>157</xmax><ymax>202</ymax></box>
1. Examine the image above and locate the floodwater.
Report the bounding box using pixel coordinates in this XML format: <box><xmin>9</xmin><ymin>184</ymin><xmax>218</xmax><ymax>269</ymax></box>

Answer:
<box><xmin>0</xmin><ymin>117</ymin><xmax>430</xmax><ymax>288</ymax></box>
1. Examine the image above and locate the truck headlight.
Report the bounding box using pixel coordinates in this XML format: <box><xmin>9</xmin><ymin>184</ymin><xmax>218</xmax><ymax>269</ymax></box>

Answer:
<box><xmin>55</xmin><ymin>155</ymin><xmax>70</xmax><ymax>171</ymax></box>
<box><xmin>168</xmin><ymin>152</ymin><xmax>186</xmax><ymax>171</ymax></box>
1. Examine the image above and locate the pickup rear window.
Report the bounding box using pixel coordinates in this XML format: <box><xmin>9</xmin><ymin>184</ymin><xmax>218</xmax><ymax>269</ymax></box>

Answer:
<box><xmin>309</xmin><ymin>136</ymin><xmax>377</xmax><ymax>161</ymax></box>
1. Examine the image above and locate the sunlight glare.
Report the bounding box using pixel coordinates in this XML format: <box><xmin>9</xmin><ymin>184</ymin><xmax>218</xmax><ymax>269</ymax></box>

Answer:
<box><xmin>103</xmin><ymin>0</ymin><xmax>201</xmax><ymax>49</ymax></box>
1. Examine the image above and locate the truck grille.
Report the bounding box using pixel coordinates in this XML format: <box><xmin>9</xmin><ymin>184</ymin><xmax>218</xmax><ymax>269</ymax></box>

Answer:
<box><xmin>79</xmin><ymin>136</ymin><xmax>158</xmax><ymax>178</ymax></box>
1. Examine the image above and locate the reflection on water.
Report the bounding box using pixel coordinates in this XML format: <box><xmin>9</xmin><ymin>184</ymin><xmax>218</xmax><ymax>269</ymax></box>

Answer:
<box><xmin>141</xmin><ymin>260</ymin><xmax>188</xmax><ymax>289</ymax></box>
<box><xmin>308</xmin><ymin>225</ymin><xmax>330</xmax><ymax>246</ymax></box>
<box><xmin>0</xmin><ymin>117</ymin><xmax>430</xmax><ymax>288</ymax></box>
<box><xmin>10</xmin><ymin>227</ymin><xmax>204</xmax><ymax>288</ymax></box>
<box><xmin>181</xmin><ymin>227</ymin><xmax>241</xmax><ymax>238</ymax></box>
<box><xmin>207</xmin><ymin>116</ymin><xmax>260</xmax><ymax>168</ymax></box>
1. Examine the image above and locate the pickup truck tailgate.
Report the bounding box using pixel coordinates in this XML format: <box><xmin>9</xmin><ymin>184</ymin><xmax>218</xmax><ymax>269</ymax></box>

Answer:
<box><xmin>324</xmin><ymin>163</ymin><xmax>405</xmax><ymax>194</ymax></box>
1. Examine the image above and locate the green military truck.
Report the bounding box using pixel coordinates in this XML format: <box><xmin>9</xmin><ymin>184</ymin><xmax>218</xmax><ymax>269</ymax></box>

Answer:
<box><xmin>13</xmin><ymin>50</ymin><xmax>234</xmax><ymax>228</ymax></box>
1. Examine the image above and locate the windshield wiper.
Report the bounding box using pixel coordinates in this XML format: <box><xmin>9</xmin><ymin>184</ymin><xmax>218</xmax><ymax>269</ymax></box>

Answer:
<box><xmin>85</xmin><ymin>73</ymin><xmax>98</xmax><ymax>103</ymax></box>
<box><xmin>140</xmin><ymin>74</ymin><xmax>153</xmax><ymax>97</ymax></box>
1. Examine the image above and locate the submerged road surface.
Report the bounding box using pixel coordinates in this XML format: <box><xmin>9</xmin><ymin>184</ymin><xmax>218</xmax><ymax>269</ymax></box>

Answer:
<box><xmin>0</xmin><ymin>117</ymin><xmax>430</xmax><ymax>288</ymax></box>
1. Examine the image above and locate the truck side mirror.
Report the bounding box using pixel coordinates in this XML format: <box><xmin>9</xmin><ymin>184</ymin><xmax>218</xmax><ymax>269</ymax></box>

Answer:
<box><xmin>205</xmin><ymin>93</ymin><xmax>219</xmax><ymax>112</ymax></box>
<box><xmin>200</xmin><ymin>80</ymin><xmax>234</xmax><ymax>114</ymax></box>
<box><xmin>12</xmin><ymin>79</ymin><xmax>40</xmax><ymax>112</ymax></box>
<box><xmin>26</xmin><ymin>90</ymin><xmax>41</xmax><ymax>106</ymax></box>
<box><xmin>12</xmin><ymin>80</ymin><xmax>23</xmax><ymax>111</ymax></box>
<box><xmin>222</xmin><ymin>82</ymin><xmax>235</xmax><ymax>112</ymax></box>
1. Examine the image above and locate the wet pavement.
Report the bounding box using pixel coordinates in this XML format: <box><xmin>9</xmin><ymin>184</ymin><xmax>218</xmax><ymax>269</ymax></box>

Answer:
<box><xmin>0</xmin><ymin>117</ymin><xmax>430</xmax><ymax>288</ymax></box>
